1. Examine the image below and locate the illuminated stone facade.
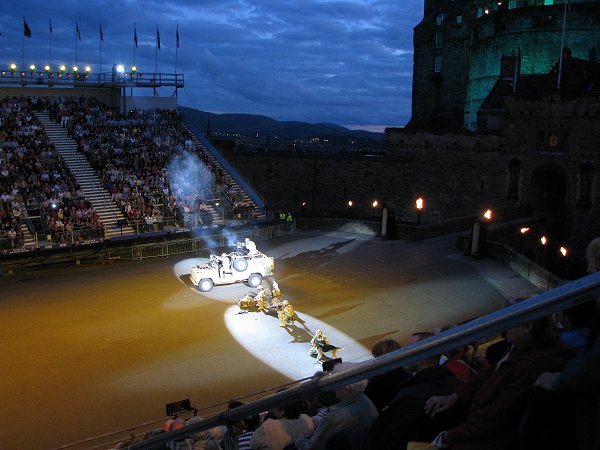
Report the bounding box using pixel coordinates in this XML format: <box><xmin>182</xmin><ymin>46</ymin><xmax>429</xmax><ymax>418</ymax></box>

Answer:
<box><xmin>410</xmin><ymin>0</ymin><xmax>600</xmax><ymax>130</ymax></box>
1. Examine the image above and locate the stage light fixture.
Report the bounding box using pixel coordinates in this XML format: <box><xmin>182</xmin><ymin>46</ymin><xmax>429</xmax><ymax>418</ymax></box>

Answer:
<box><xmin>44</xmin><ymin>65</ymin><xmax>51</xmax><ymax>72</ymax></box>
<box><xmin>116</xmin><ymin>64</ymin><xmax>125</xmax><ymax>73</ymax></box>
<box><xmin>10</xmin><ymin>63</ymin><xmax>17</xmax><ymax>71</ymax></box>
<box><xmin>59</xmin><ymin>65</ymin><xmax>66</xmax><ymax>72</ymax></box>
<box><xmin>29</xmin><ymin>64</ymin><xmax>36</xmax><ymax>71</ymax></box>
<box><xmin>73</xmin><ymin>66</ymin><xmax>79</xmax><ymax>72</ymax></box>
<box><xmin>85</xmin><ymin>66</ymin><xmax>91</xmax><ymax>73</ymax></box>
<box><xmin>131</xmin><ymin>65</ymin><xmax>137</xmax><ymax>72</ymax></box>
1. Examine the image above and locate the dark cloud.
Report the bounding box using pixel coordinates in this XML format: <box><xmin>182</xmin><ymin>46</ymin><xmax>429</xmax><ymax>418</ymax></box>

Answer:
<box><xmin>0</xmin><ymin>0</ymin><xmax>421</xmax><ymax>128</ymax></box>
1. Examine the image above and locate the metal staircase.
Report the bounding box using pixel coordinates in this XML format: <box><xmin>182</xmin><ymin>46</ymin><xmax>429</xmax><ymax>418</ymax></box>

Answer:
<box><xmin>182</xmin><ymin>125</ymin><xmax>266</xmax><ymax>222</ymax></box>
<box><xmin>34</xmin><ymin>112</ymin><xmax>136</xmax><ymax>238</ymax></box>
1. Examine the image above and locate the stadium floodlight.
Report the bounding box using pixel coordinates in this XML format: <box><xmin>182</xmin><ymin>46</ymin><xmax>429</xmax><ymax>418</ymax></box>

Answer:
<box><xmin>29</xmin><ymin>64</ymin><xmax>36</xmax><ymax>71</ymax></box>
<box><xmin>44</xmin><ymin>65</ymin><xmax>51</xmax><ymax>72</ymax></box>
<box><xmin>59</xmin><ymin>65</ymin><xmax>66</xmax><ymax>72</ymax></box>
<box><xmin>10</xmin><ymin>63</ymin><xmax>17</xmax><ymax>71</ymax></box>
<box><xmin>72</xmin><ymin>66</ymin><xmax>79</xmax><ymax>72</ymax></box>
<box><xmin>85</xmin><ymin>66</ymin><xmax>91</xmax><ymax>73</ymax></box>
<box><xmin>131</xmin><ymin>65</ymin><xmax>137</xmax><ymax>72</ymax></box>
<box><xmin>116</xmin><ymin>64</ymin><xmax>125</xmax><ymax>73</ymax></box>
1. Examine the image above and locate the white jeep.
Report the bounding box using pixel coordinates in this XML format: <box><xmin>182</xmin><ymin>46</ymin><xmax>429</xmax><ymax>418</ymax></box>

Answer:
<box><xmin>190</xmin><ymin>251</ymin><xmax>275</xmax><ymax>292</ymax></box>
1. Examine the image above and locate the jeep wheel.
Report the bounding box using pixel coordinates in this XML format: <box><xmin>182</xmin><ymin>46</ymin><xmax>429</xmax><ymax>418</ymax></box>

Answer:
<box><xmin>233</xmin><ymin>257</ymin><xmax>249</xmax><ymax>272</ymax></box>
<box><xmin>198</xmin><ymin>278</ymin><xmax>214</xmax><ymax>292</ymax></box>
<box><xmin>247</xmin><ymin>273</ymin><xmax>263</xmax><ymax>288</ymax></box>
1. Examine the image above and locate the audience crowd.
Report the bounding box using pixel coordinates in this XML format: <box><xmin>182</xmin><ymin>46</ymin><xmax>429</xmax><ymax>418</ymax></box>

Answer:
<box><xmin>1</xmin><ymin>93</ymin><xmax>260</xmax><ymax>251</ymax></box>
<box><xmin>0</xmin><ymin>95</ymin><xmax>104</xmax><ymax>249</ymax></box>
<box><xmin>47</xmin><ymin>95</ymin><xmax>252</xmax><ymax>229</ymax></box>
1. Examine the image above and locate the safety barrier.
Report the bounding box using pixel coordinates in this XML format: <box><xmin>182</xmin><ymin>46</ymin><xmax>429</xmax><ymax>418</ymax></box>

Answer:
<box><xmin>102</xmin><ymin>221</ymin><xmax>295</xmax><ymax>262</ymax></box>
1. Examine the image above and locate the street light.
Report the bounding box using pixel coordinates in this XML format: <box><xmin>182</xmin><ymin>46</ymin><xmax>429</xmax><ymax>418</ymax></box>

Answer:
<box><xmin>519</xmin><ymin>227</ymin><xmax>530</xmax><ymax>252</ymax></box>
<box><xmin>372</xmin><ymin>200</ymin><xmax>379</xmax><ymax>220</ymax></box>
<box><xmin>540</xmin><ymin>235</ymin><xmax>548</xmax><ymax>267</ymax></box>
<box><xmin>483</xmin><ymin>209</ymin><xmax>493</xmax><ymax>221</ymax></box>
<box><xmin>415</xmin><ymin>197</ymin><xmax>424</xmax><ymax>225</ymax></box>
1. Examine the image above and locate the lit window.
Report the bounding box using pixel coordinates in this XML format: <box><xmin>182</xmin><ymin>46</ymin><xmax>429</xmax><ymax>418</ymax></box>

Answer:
<box><xmin>477</xmin><ymin>8</ymin><xmax>483</xmax><ymax>17</ymax></box>
<box><xmin>456</xmin><ymin>15</ymin><xmax>463</xmax><ymax>24</ymax></box>
<box><xmin>435</xmin><ymin>32</ymin><xmax>442</xmax><ymax>48</ymax></box>
<box><xmin>508</xmin><ymin>0</ymin><xmax>517</xmax><ymax>8</ymax></box>
<box><xmin>434</xmin><ymin>56</ymin><xmax>442</xmax><ymax>73</ymax></box>
<box><xmin>544</xmin><ymin>0</ymin><xmax>553</xmax><ymax>5</ymax></box>
<box><xmin>437</xmin><ymin>13</ymin><xmax>447</xmax><ymax>25</ymax></box>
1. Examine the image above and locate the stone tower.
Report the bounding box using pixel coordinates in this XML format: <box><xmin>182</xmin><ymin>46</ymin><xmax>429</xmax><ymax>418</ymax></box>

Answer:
<box><xmin>410</xmin><ymin>0</ymin><xmax>600</xmax><ymax>130</ymax></box>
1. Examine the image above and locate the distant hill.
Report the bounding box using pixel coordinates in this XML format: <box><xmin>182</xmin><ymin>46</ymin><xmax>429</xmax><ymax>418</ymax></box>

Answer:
<box><xmin>179</xmin><ymin>107</ymin><xmax>385</xmax><ymax>142</ymax></box>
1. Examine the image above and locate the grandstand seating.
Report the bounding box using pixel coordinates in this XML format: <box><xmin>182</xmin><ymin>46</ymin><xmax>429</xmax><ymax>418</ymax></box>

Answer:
<box><xmin>0</xmin><ymin>94</ymin><xmax>266</xmax><ymax>254</ymax></box>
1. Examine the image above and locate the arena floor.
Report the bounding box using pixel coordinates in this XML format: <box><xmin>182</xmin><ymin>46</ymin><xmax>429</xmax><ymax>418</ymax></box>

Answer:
<box><xmin>0</xmin><ymin>230</ymin><xmax>534</xmax><ymax>450</ymax></box>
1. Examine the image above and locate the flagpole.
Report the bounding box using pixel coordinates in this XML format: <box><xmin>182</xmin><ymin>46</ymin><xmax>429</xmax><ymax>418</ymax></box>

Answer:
<box><xmin>22</xmin><ymin>17</ymin><xmax>26</xmax><ymax>70</ymax></box>
<box><xmin>75</xmin><ymin>23</ymin><xmax>78</xmax><ymax>68</ymax></box>
<box><xmin>99</xmin><ymin>28</ymin><xmax>102</xmax><ymax>75</ymax></box>
<box><xmin>133</xmin><ymin>23</ymin><xmax>137</xmax><ymax>66</ymax></box>
<box><xmin>49</xmin><ymin>20</ymin><xmax>52</xmax><ymax>66</ymax></box>
<box><xmin>155</xmin><ymin>24</ymin><xmax>158</xmax><ymax>74</ymax></box>
<box><xmin>557</xmin><ymin>0</ymin><xmax>569</xmax><ymax>89</ymax></box>
<box><xmin>175</xmin><ymin>25</ymin><xmax>178</xmax><ymax>75</ymax></box>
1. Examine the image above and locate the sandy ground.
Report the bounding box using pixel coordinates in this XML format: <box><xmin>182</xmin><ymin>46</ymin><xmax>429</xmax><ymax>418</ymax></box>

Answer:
<box><xmin>0</xmin><ymin>230</ymin><xmax>523</xmax><ymax>450</ymax></box>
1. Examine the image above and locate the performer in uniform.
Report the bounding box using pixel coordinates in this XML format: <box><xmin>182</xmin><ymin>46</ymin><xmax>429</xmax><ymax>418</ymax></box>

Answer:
<box><xmin>309</xmin><ymin>329</ymin><xmax>342</xmax><ymax>361</ymax></box>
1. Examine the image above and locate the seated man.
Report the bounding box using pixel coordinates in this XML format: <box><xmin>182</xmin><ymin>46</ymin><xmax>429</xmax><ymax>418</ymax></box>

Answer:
<box><xmin>295</xmin><ymin>362</ymin><xmax>378</xmax><ymax>450</ymax></box>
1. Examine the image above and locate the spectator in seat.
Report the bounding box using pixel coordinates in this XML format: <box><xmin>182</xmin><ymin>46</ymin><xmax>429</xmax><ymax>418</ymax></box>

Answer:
<box><xmin>534</xmin><ymin>236</ymin><xmax>600</xmax><ymax>450</ymax></box>
<box><xmin>222</xmin><ymin>400</ymin><xmax>261</xmax><ymax>450</ymax></box>
<box><xmin>368</xmin><ymin>333</ymin><xmax>462</xmax><ymax>450</ymax></box>
<box><xmin>425</xmin><ymin>311</ymin><xmax>574</xmax><ymax>450</ymax></box>
<box><xmin>250</xmin><ymin>398</ymin><xmax>314</xmax><ymax>450</ymax></box>
<box><xmin>364</xmin><ymin>338</ymin><xmax>411</xmax><ymax>412</ymax></box>
<box><xmin>295</xmin><ymin>362</ymin><xmax>378</xmax><ymax>450</ymax></box>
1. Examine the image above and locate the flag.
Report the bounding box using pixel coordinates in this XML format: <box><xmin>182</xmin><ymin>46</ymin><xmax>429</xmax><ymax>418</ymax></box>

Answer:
<box><xmin>76</xmin><ymin>21</ymin><xmax>81</xmax><ymax>40</ymax></box>
<box><xmin>176</xmin><ymin>25</ymin><xmax>179</xmax><ymax>48</ymax></box>
<box><xmin>134</xmin><ymin>25</ymin><xmax>138</xmax><ymax>48</ymax></box>
<box><xmin>99</xmin><ymin>23</ymin><xmax>104</xmax><ymax>42</ymax></box>
<box><xmin>49</xmin><ymin>19</ymin><xmax>53</xmax><ymax>33</ymax></box>
<box><xmin>156</xmin><ymin>25</ymin><xmax>161</xmax><ymax>49</ymax></box>
<box><xmin>23</xmin><ymin>19</ymin><xmax>32</xmax><ymax>38</ymax></box>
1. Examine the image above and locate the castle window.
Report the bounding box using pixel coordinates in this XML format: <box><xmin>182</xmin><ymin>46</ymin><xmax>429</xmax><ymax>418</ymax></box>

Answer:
<box><xmin>437</xmin><ymin>13</ymin><xmax>447</xmax><ymax>25</ymax></box>
<box><xmin>507</xmin><ymin>157</ymin><xmax>521</xmax><ymax>200</ymax></box>
<box><xmin>456</xmin><ymin>15</ymin><xmax>463</xmax><ymax>24</ymax></box>
<box><xmin>477</xmin><ymin>8</ymin><xmax>483</xmax><ymax>18</ymax></box>
<box><xmin>435</xmin><ymin>32</ymin><xmax>443</xmax><ymax>48</ymax></box>
<box><xmin>577</xmin><ymin>162</ymin><xmax>594</xmax><ymax>209</ymax></box>
<box><xmin>508</xmin><ymin>0</ymin><xmax>517</xmax><ymax>8</ymax></box>
<box><xmin>543</xmin><ymin>0</ymin><xmax>554</xmax><ymax>5</ymax></box>
<box><xmin>434</xmin><ymin>56</ymin><xmax>442</xmax><ymax>72</ymax></box>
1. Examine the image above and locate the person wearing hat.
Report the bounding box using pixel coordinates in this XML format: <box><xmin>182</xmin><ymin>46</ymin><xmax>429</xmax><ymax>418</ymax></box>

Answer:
<box><xmin>245</xmin><ymin>237</ymin><xmax>257</xmax><ymax>255</ymax></box>
<box><xmin>278</xmin><ymin>300</ymin><xmax>298</xmax><ymax>327</ymax></box>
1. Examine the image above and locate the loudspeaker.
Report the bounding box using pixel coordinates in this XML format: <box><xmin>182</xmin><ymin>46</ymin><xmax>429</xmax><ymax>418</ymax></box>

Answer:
<box><xmin>322</xmin><ymin>358</ymin><xmax>343</xmax><ymax>372</ymax></box>
<box><xmin>166</xmin><ymin>398</ymin><xmax>192</xmax><ymax>416</ymax></box>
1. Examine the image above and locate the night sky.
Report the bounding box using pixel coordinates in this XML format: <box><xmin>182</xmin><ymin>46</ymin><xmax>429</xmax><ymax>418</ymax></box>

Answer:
<box><xmin>1</xmin><ymin>1</ymin><xmax>423</xmax><ymax>131</ymax></box>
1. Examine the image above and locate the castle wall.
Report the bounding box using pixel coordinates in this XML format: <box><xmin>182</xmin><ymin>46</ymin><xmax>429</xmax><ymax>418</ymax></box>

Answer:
<box><xmin>465</xmin><ymin>2</ymin><xmax>600</xmax><ymax>127</ymax></box>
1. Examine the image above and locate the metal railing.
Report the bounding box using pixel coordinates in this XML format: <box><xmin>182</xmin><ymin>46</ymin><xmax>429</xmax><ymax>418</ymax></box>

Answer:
<box><xmin>120</xmin><ymin>270</ymin><xmax>600</xmax><ymax>449</ymax></box>
<box><xmin>0</xmin><ymin>70</ymin><xmax>184</xmax><ymax>88</ymax></box>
